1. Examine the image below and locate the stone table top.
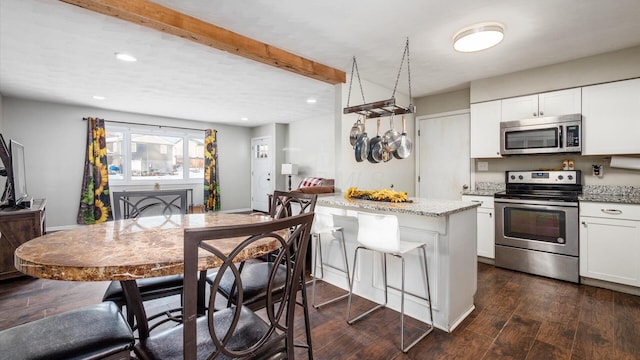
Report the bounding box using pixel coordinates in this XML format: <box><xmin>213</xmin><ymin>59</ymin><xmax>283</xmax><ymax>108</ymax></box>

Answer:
<box><xmin>317</xmin><ymin>195</ymin><xmax>480</xmax><ymax>217</ymax></box>
<box><xmin>15</xmin><ymin>213</ymin><xmax>282</xmax><ymax>281</ymax></box>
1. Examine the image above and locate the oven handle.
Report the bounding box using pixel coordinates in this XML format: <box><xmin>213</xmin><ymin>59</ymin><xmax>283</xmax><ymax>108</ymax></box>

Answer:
<box><xmin>494</xmin><ymin>197</ymin><xmax>578</xmax><ymax>207</ymax></box>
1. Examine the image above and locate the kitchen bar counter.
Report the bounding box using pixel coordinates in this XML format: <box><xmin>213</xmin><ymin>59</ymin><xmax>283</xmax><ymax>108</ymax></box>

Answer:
<box><xmin>316</xmin><ymin>195</ymin><xmax>480</xmax><ymax>217</ymax></box>
<box><xmin>315</xmin><ymin>195</ymin><xmax>479</xmax><ymax>332</ymax></box>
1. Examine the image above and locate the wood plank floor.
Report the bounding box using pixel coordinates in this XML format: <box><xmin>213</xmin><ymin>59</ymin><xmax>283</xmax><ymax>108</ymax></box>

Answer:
<box><xmin>1</xmin><ymin>263</ymin><xmax>639</xmax><ymax>359</ymax></box>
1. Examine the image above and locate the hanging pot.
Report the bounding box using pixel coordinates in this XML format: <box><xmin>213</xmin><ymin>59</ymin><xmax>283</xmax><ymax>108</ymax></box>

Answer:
<box><xmin>368</xmin><ymin>119</ymin><xmax>384</xmax><ymax>163</ymax></box>
<box><xmin>383</xmin><ymin>115</ymin><xmax>401</xmax><ymax>152</ymax></box>
<box><xmin>354</xmin><ymin>119</ymin><xmax>369</xmax><ymax>162</ymax></box>
<box><xmin>392</xmin><ymin>115</ymin><xmax>412</xmax><ymax>159</ymax></box>
<box><xmin>349</xmin><ymin>117</ymin><xmax>364</xmax><ymax>147</ymax></box>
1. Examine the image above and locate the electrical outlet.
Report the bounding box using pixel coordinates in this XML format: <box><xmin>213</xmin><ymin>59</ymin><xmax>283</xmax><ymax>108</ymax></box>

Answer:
<box><xmin>592</xmin><ymin>164</ymin><xmax>603</xmax><ymax>177</ymax></box>
<box><xmin>477</xmin><ymin>161</ymin><xmax>489</xmax><ymax>171</ymax></box>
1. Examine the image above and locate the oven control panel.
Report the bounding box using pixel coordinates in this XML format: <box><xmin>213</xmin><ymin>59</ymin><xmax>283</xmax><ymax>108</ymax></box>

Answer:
<box><xmin>506</xmin><ymin>170</ymin><xmax>581</xmax><ymax>185</ymax></box>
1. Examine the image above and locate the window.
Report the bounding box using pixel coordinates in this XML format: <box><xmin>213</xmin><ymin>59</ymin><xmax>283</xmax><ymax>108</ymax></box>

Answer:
<box><xmin>106</xmin><ymin>124</ymin><xmax>204</xmax><ymax>184</ymax></box>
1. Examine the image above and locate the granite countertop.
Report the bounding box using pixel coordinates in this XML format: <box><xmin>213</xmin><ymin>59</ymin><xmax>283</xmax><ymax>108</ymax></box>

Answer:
<box><xmin>579</xmin><ymin>185</ymin><xmax>640</xmax><ymax>205</ymax></box>
<box><xmin>316</xmin><ymin>195</ymin><xmax>480</xmax><ymax>217</ymax></box>
<box><xmin>461</xmin><ymin>182</ymin><xmax>504</xmax><ymax>197</ymax></box>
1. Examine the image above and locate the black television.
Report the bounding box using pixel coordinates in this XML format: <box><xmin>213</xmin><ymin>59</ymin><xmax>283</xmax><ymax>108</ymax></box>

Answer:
<box><xmin>0</xmin><ymin>134</ymin><xmax>32</xmax><ymax>208</ymax></box>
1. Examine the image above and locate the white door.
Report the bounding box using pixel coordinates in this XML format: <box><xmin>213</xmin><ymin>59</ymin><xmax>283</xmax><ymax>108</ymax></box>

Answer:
<box><xmin>251</xmin><ymin>136</ymin><xmax>272</xmax><ymax>212</ymax></box>
<box><xmin>418</xmin><ymin>112</ymin><xmax>470</xmax><ymax>200</ymax></box>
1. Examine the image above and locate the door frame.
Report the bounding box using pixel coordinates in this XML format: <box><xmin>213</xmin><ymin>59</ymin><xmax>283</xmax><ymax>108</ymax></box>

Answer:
<box><xmin>414</xmin><ymin>109</ymin><xmax>473</xmax><ymax>197</ymax></box>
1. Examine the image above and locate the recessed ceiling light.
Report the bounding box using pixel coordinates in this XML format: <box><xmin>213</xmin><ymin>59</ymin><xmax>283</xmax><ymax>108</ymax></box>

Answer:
<box><xmin>306</xmin><ymin>98</ymin><xmax>317</xmax><ymax>104</ymax></box>
<box><xmin>92</xmin><ymin>95</ymin><xmax>106</xmax><ymax>100</ymax></box>
<box><xmin>115</xmin><ymin>52</ymin><xmax>137</xmax><ymax>62</ymax></box>
<box><xmin>453</xmin><ymin>22</ymin><xmax>504</xmax><ymax>52</ymax></box>
<box><xmin>240</xmin><ymin>117</ymin><xmax>249</xmax><ymax>121</ymax></box>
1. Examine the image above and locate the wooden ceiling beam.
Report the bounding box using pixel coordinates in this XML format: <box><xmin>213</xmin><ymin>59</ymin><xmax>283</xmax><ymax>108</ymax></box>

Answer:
<box><xmin>59</xmin><ymin>0</ymin><xmax>346</xmax><ymax>85</ymax></box>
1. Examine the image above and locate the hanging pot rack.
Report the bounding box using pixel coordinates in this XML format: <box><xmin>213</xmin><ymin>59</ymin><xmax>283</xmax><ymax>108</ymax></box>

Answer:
<box><xmin>343</xmin><ymin>37</ymin><xmax>415</xmax><ymax>119</ymax></box>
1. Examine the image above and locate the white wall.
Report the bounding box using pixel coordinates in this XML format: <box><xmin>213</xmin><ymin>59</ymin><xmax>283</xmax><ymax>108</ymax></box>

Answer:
<box><xmin>2</xmin><ymin>97</ymin><xmax>252</xmax><ymax>227</ymax></box>
<box><xmin>286</xmin><ymin>113</ymin><xmax>335</xmax><ymax>188</ymax></box>
<box><xmin>471</xmin><ymin>46</ymin><xmax>640</xmax><ymax>103</ymax></box>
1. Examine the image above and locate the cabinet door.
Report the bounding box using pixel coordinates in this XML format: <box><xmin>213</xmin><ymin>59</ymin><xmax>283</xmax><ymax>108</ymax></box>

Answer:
<box><xmin>580</xmin><ymin>216</ymin><xmax>640</xmax><ymax>286</ymax></box>
<box><xmin>538</xmin><ymin>88</ymin><xmax>581</xmax><ymax>117</ymax></box>
<box><xmin>501</xmin><ymin>94</ymin><xmax>538</xmax><ymax>121</ymax></box>
<box><xmin>582</xmin><ymin>78</ymin><xmax>640</xmax><ymax>155</ymax></box>
<box><xmin>477</xmin><ymin>208</ymin><xmax>495</xmax><ymax>259</ymax></box>
<box><xmin>470</xmin><ymin>101</ymin><xmax>502</xmax><ymax>158</ymax></box>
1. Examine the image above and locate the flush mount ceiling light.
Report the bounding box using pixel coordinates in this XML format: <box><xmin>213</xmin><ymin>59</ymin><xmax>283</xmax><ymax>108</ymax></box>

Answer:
<box><xmin>92</xmin><ymin>95</ymin><xmax>106</xmax><ymax>100</ymax></box>
<box><xmin>453</xmin><ymin>22</ymin><xmax>504</xmax><ymax>52</ymax></box>
<box><xmin>115</xmin><ymin>52</ymin><xmax>137</xmax><ymax>62</ymax></box>
<box><xmin>306</xmin><ymin>98</ymin><xmax>317</xmax><ymax>104</ymax></box>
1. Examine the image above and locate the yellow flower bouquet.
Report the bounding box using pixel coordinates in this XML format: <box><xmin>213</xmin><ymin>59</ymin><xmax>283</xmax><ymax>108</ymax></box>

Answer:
<box><xmin>344</xmin><ymin>187</ymin><xmax>411</xmax><ymax>203</ymax></box>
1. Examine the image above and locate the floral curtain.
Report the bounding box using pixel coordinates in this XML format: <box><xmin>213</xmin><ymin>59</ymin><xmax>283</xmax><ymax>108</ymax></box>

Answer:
<box><xmin>204</xmin><ymin>129</ymin><xmax>220</xmax><ymax>211</ymax></box>
<box><xmin>77</xmin><ymin>117</ymin><xmax>112</xmax><ymax>224</ymax></box>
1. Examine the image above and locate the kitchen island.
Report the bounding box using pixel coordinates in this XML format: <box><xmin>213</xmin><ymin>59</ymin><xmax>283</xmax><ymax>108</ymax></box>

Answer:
<box><xmin>314</xmin><ymin>195</ymin><xmax>480</xmax><ymax>332</ymax></box>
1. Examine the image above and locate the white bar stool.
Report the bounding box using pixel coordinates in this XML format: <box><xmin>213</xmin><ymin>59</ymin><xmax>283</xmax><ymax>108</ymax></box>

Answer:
<box><xmin>346</xmin><ymin>212</ymin><xmax>434</xmax><ymax>353</ymax></box>
<box><xmin>311</xmin><ymin>210</ymin><xmax>351</xmax><ymax>309</ymax></box>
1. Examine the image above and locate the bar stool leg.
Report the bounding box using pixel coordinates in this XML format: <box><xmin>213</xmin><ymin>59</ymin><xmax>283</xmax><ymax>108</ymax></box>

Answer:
<box><xmin>399</xmin><ymin>245</ymin><xmax>434</xmax><ymax>353</ymax></box>
<box><xmin>311</xmin><ymin>229</ymin><xmax>351</xmax><ymax>309</ymax></box>
<box><xmin>347</xmin><ymin>248</ymin><xmax>387</xmax><ymax>324</ymax></box>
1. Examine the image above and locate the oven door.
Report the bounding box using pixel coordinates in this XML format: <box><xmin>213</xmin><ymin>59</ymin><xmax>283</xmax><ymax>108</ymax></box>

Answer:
<box><xmin>495</xmin><ymin>198</ymin><xmax>579</xmax><ymax>256</ymax></box>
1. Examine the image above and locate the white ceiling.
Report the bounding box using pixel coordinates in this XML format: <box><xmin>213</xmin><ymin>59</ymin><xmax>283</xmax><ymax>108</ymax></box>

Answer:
<box><xmin>1</xmin><ymin>0</ymin><xmax>640</xmax><ymax>127</ymax></box>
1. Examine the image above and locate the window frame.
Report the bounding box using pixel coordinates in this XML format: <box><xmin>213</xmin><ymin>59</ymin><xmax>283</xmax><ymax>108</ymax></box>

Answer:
<box><xmin>106</xmin><ymin>124</ymin><xmax>204</xmax><ymax>186</ymax></box>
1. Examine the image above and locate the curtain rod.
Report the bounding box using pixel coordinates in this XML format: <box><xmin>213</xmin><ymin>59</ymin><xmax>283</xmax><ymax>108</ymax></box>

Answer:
<box><xmin>83</xmin><ymin>118</ymin><xmax>206</xmax><ymax>132</ymax></box>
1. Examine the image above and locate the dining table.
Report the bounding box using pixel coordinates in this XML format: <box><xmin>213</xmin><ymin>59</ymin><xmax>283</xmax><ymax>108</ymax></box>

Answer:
<box><xmin>14</xmin><ymin>212</ymin><xmax>282</xmax><ymax>341</ymax></box>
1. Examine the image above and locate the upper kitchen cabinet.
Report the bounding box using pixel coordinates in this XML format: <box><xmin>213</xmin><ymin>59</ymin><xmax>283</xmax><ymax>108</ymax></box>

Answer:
<box><xmin>582</xmin><ymin>78</ymin><xmax>640</xmax><ymax>155</ymax></box>
<box><xmin>501</xmin><ymin>88</ymin><xmax>582</xmax><ymax>121</ymax></box>
<box><xmin>470</xmin><ymin>100</ymin><xmax>502</xmax><ymax>158</ymax></box>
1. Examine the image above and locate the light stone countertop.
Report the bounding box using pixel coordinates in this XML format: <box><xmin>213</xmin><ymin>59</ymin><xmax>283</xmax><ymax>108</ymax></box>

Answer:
<box><xmin>579</xmin><ymin>185</ymin><xmax>640</xmax><ymax>205</ymax></box>
<box><xmin>316</xmin><ymin>195</ymin><xmax>480</xmax><ymax>217</ymax></box>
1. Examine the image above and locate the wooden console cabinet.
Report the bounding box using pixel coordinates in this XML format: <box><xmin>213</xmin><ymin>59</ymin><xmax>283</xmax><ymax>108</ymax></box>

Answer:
<box><xmin>0</xmin><ymin>199</ymin><xmax>46</xmax><ymax>280</ymax></box>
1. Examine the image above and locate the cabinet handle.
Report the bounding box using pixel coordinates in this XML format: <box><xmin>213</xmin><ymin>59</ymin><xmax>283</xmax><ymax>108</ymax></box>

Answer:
<box><xmin>489</xmin><ymin>212</ymin><xmax>492</xmax><ymax>218</ymax></box>
<box><xmin>539</xmin><ymin>111</ymin><xmax>544</xmax><ymax>116</ymax></box>
<box><xmin>533</xmin><ymin>112</ymin><xmax>537</xmax><ymax>117</ymax></box>
<box><xmin>581</xmin><ymin>221</ymin><xmax>587</xmax><ymax>226</ymax></box>
<box><xmin>601</xmin><ymin>209</ymin><xmax>622</xmax><ymax>215</ymax></box>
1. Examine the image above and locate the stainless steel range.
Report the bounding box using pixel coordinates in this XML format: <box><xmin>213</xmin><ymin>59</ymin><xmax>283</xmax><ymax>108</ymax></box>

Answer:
<box><xmin>494</xmin><ymin>170</ymin><xmax>582</xmax><ymax>283</ymax></box>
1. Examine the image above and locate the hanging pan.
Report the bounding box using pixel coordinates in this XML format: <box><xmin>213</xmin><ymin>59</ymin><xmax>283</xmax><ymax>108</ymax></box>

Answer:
<box><xmin>349</xmin><ymin>117</ymin><xmax>364</xmax><ymax>147</ymax></box>
<box><xmin>368</xmin><ymin>118</ymin><xmax>384</xmax><ymax>163</ymax></box>
<box><xmin>392</xmin><ymin>115</ymin><xmax>412</xmax><ymax>159</ymax></box>
<box><xmin>383</xmin><ymin>115</ymin><xmax>401</xmax><ymax>153</ymax></box>
<box><xmin>354</xmin><ymin>119</ymin><xmax>369</xmax><ymax>162</ymax></box>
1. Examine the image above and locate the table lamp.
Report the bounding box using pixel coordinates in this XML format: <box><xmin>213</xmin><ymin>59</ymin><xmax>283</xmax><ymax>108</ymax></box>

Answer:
<box><xmin>281</xmin><ymin>163</ymin><xmax>298</xmax><ymax>191</ymax></box>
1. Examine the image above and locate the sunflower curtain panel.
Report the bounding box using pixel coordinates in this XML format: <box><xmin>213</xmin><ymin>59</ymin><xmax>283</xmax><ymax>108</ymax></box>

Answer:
<box><xmin>77</xmin><ymin>117</ymin><xmax>113</xmax><ymax>224</ymax></box>
<box><xmin>204</xmin><ymin>129</ymin><xmax>221</xmax><ymax>211</ymax></box>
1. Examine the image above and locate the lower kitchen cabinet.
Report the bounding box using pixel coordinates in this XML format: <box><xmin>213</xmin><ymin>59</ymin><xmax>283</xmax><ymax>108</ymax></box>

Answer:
<box><xmin>462</xmin><ymin>195</ymin><xmax>495</xmax><ymax>260</ymax></box>
<box><xmin>580</xmin><ymin>202</ymin><xmax>640</xmax><ymax>287</ymax></box>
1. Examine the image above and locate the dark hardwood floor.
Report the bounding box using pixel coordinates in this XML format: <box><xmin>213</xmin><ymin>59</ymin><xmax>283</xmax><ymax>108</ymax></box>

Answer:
<box><xmin>1</xmin><ymin>263</ymin><xmax>639</xmax><ymax>359</ymax></box>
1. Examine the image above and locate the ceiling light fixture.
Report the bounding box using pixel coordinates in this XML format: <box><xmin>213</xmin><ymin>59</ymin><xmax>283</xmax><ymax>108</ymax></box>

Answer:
<box><xmin>115</xmin><ymin>52</ymin><xmax>137</xmax><ymax>62</ymax></box>
<box><xmin>240</xmin><ymin>117</ymin><xmax>249</xmax><ymax>121</ymax></box>
<box><xmin>453</xmin><ymin>22</ymin><xmax>504</xmax><ymax>52</ymax></box>
<box><xmin>306</xmin><ymin>98</ymin><xmax>317</xmax><ymax>104</ymax></box>
<box><xmin>92</xmin><ymin>95</ymin><xmax>106</xmax><ymax>100</ymax></box>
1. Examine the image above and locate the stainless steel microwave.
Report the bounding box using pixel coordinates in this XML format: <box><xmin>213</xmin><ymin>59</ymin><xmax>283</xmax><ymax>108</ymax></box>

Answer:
<box><xmin>500</xmin><ymin>114</ymin><xmax>582</xmax><ymax>155</ymax></box>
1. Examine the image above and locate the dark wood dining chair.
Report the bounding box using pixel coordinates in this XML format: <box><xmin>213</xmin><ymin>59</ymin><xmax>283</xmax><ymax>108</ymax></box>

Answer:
<box><xmin>207</xmin><ymin>191</ymin><xmax>318</xmax><ymax>358</ymax></box>
<box><xmin>0</xmin><ymin>301</ymin><xmax>135</xmax><ymax>360</ymax></box>
<box><xmin>133</xmin><ymin>212</ymin><xmax>314</xmax><ymax>359</ymax></box>
<box><xmin>103</xmin><ymin>189</ymin><xmax>188</xmax><ymax>332</ymax></box>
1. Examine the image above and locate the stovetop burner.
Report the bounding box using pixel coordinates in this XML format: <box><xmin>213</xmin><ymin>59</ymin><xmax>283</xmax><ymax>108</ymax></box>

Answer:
<box><xmin>496</xmin><ymin>170</ymin><xmax>582</xmax><ymax>201</ymax></box>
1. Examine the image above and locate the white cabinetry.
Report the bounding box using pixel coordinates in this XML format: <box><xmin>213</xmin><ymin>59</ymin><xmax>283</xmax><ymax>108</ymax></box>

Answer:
<box><xmin>501</xmin><ymin>88</ymin><xmax>582</xmax><ymax>121</ymax></box>
<box><xmin>580</xmin><ymin>202</ymin><xmax>640</xmax><ymax>287</ymax></box>
<box><xmin>462</xmin><ymin>195</ymin><xmax>495</xmax><ymax>260</ymax></box>
<box><xmin>470</xmin><ymin>100</ymin><xmax>502</xmax><ymax>158</ymax></box>
<box><xmin>582</xmin><ymin>78</ymin><xmax>640</xmax><ymax>155</ymax></box>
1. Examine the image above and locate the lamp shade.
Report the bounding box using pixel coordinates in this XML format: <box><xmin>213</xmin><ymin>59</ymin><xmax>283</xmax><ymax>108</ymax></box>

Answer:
<box><xmin>281</xmin><ymin>163</ymin><xmax>298</xmax><ymax>175</ymax></box>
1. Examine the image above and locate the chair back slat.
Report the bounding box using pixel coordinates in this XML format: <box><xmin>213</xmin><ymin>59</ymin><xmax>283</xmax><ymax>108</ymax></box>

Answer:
<box><xmin>270</xmin><ymin>191</ymin><xmax>317</xmax><ymax>219</ymax></box>
<box><xmin>112</xmin><ymin>190</ymin><xmax>188</xmax><ymax>220</ymax></box>
<box><xmin>183</xmin><ymin>212</ymin><xmax>314</xmax><ymax>360</ymax></box>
